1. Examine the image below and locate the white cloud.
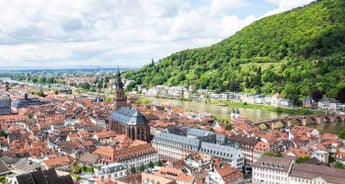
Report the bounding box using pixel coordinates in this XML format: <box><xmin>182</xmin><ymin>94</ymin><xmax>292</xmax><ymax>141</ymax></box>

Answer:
<box><xmin>220</xmin><ymin>15</ymin><xmax>256</xmax><ymax>36</ymax></box>
<box><xmin>211</xmin><ymin>0</ymin><xmax>250</xmax><ymax>15</ymax></box>
<box><xmin>0</xmin><ymin>0</ymin><xmax>316</xmax><ymax>69</ymax></box>
<box><xmin>264</xmin><ymin>0</ymin><xmax>316</xmax><ymax>16</ymax></box>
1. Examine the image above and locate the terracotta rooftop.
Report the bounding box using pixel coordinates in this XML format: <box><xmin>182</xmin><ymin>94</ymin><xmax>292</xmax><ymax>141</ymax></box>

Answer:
<box><xmin>95</xmin><ymin>178</ymin><xmax>116</xmax><ymax>184</ymax></box>
<box><xmin>43</xmin><ymin>156</ymin><xmax>75</xmax><ymax>169</ymax></box>
<box><xmin>215</xmin><ymin>163</ymin><xmax>243</xmax><ymax>183</ymax></box>
<box><xmin>253</xmin><ymin>155</ymin><xmax>295</xmax><ymax>173</ymax></box>
<box><xmin>142</xmin><ymin>173</ymin><xmax>175</xmax><ymax>184</ymax></box>
<box><xmin>290</xmin><ymin>163</ymin><xmax>345</xmax><ymax>184</ymax></box>
<box><xmin>322</xmin><ymin>133</ymin><xmax>339</xmax><ymax>141</ymax></box>
<box><xmin>93</xmin><ymin>146</ymin><xmax>114</xmax><ymax>161</ymax></box>
<box><xmin>114</xmin><ymin>143</ymin><xmax>157</xmax><ymax>162</ymax></box>
<box><xmin>176</xmin><ymin>174</ymin><xmax>195</xmax><ymax>183</ymax></box>
<box><xmin>156</xmin><ymin>166</ymin><xmax>181</xmax><ymax>180</ymax></box>
<box><xmin>286</xmin><ymin>148</ymin><xmax>312</xmax><ymax>158</ymax></box>
<box><xmin>254</xmin><ymin>141</ymin><xmax>270</xmax><ymax>153</ymax></box>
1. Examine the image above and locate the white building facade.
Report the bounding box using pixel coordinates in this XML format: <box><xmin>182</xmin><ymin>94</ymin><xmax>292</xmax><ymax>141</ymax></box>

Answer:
<box><xmin>152</xmin><ymin>127</ymin><xmax>243</xmax><ymax>168</ymax></box>
<box><xmin>252</xmin><ymin>156</ymin><xmax>294</xmax><ymax>184</ymax></box>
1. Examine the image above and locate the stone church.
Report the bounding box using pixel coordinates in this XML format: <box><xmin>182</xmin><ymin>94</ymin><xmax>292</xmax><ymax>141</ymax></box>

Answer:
<box><xmin>109</xmin><ymin>70</ymin><xmax>151</xmax><ymax>141</ymax></box>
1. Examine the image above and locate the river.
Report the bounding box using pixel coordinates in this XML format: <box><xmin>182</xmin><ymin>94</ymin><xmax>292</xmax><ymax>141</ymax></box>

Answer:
<box><xmin>1</xmin><ymin>77</ymin><xmax>26</xmax><ymax>84</ymax></box>
<box><xmin>148</xmin><ymin>97</ymin><xmax>345</xmax><ymax>134</ymax></box>
<box><xmin>148</xmin><ymin>97</ymin><xmax>288</xmax><ymax>121</ymax></box>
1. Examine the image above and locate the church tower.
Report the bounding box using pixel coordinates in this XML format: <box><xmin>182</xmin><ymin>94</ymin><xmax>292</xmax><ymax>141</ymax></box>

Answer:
<box><xmin>114</xmin><ymin>69</ymin><xmax>127</xmax><ymax>110</ymax></box>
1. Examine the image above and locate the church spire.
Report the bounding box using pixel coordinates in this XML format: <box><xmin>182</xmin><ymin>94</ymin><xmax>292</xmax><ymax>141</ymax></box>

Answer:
<box><xmin>115</xmin><ymin>68</ymin><xmax>124</xmax><ymax>90</ymax></box>
<box><xmin>114</xmin><ymin>67</ymin><xmax>127</xmax><ymax>110</ymax></box>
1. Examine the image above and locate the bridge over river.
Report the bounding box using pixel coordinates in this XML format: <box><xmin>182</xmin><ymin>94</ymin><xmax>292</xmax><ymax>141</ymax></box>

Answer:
<box><xmin>253</xmin><ymin>114</ymin><xmax>345</xmax><ymax>129</ymax></box>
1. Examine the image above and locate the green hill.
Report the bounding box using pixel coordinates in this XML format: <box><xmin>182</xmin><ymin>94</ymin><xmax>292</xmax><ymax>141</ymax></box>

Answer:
<box><xmin>126</xmin><ymin>0</ymin><xmax>345</xmax><ymax>106</ymax></box>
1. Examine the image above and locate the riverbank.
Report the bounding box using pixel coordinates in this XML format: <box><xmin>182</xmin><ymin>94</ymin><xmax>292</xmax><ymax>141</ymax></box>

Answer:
<box><xmin>141</xmin><ymin>95</ymin><xmax>323</xmax><ymax>116</ymax></box>
<box><xmin>211</xmin><ymin>100</ymin><xmax>324</xmax><ymax>116</ymax></box>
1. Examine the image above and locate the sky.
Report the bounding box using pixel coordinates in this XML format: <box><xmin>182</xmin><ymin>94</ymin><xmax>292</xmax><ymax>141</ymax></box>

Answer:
<box><xmin>0</xmin><ymin>0</ymin><xmax>316</xmax><ymax>70</ymax></box>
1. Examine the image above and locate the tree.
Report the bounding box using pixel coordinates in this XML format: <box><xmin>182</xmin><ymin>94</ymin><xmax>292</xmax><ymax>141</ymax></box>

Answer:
<box><xmin>85</xmin><ymin>166</ymin><xmax>94</xmax><ymax>173</ymax></box>
<box><xmin>151</xmin><ymin>58</ymin><xmax>155</xmax><ymax>66</ymax></box>
<box><xmin>225</xmin><ymin>123</ymin><xmax>233</xmax><ymax>131</ymax></box>
<box><xmin>329</xmin><ymin>155</ymin><xmax>336</xmax><ymax>163</ymax></box>
<box><xmin>36</xmin><ymin>90</ymin><xmax>46</xmax><ymax>97</ymax></box>
<box><xmin>338</xmin><ymin>87</ymin><xmax>345</xmax><ymax>103</ymax></box>
<box><xmin>32</xmin><ymin>78</ymin><xmax>38</xmax><ymax>83</ymax></box>
<box><xmin>296</xmin><ymin>156</ymin><xmax>310</xmax><ymax>164</ymax></box>
<box><xmin>72</xmin><ymin>162</ymin><xmax>82</xmax><ymax>174</ymax></box>
<box><xmin>263</xmin><ymin>151</ymin><xmax>275</xmax><ymax>156</ymax></box>
<box><xmin>139</xmin><ymin>163</ymin><xmax>145</xmax><ymax>172</ymax></box>
<box><xmin>311</xmin><ymin>89</ymin><xmax>323</xmax><ymax>102</ymax></box>
<box><xmin>130</xmin><ymin>166</ymin><xmax>136</xmax><ymax>173</ymax></box>
<box><xmin>0</xmin><ymin>131</ymin><xmax>7</xmax><ymax>138</ymax></box>
<box><xmin>339</xmin><ymin>129</ymin><xmax>345</xmax><ymax>139</ymax></box>
<box><xmin>157</xmin><ymin>160</ymin><xmax>163</xmax><ymax>167</ymax></box>
<box><xmin>333</xmin><ymin>162</ymin><xmax>345</xmax><ymax>169</ymax></box>
<box><xmin>82</xmin><ymin>82</ymin><xmax>90</xmax><ymax>90</ymax></box>
<box><xmin>38</xmin><ymin>76</ymin><xmax>46</xmax><ymax>84</ymax></box>
<box><xmin>67</xmin><ymin>89</ymin><xmax>73</xmax><ymax>94</ymax></box>
<box><xmin>148</xmin><ymin>161</ymin><xmax>154</xmax><ymax>169</ymax></box>
<box><xmin>47</xmin><ymin>77</ymin><xmax>55</xmax><ymax>84</ymax></box>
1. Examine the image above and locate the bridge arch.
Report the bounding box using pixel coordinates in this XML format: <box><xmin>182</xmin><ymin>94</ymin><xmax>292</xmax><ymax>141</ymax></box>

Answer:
<box><xmin>289</xmin><ymin>118</ymin><xmax>303</xmax><ymax>126</ymax></box>
<box><xmin>273</xmin><ymin>121</ymin><xmax>284</xmax><ymax>129</ymax></box>
<box><xmin>323</xmin><ymin>116</ymin><xmax>332</xmax><ymax>123</ymax></box>
<box><xmin>334</xmin><ymin>116</ymin><xmax>343</xmax><ymax>123</ymax></box>
<box><xmin>253</xmin><ymin>114</ymin><xmax>345</xmax><ymax>129</ymax></box>
<box><xmin>305</xmin><ymin>116</ymin><xmax>319</xmax><ymax>125</ymax></box>
<box><xmin>258</xmin><ymin>123</ymin><xmax>271</xmax><ymax>130</ymax></box>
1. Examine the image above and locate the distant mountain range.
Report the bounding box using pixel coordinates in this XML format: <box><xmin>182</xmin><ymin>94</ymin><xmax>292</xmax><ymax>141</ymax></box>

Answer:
<box><xmin>126</xmin><ymin>0</ymin><xmax>345</xmax><ymax>105</ymax></box>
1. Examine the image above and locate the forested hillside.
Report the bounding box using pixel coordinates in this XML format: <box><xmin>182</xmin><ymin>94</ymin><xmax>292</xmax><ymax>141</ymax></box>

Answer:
<box><xmin>125</xmin><ymin>0</ymin><xmax>345</xmax><ymax>106</ymax></box>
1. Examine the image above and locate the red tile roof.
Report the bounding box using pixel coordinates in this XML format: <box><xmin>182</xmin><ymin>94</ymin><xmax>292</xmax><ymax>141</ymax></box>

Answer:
<box><xmin>43</xmin><ymin>156</ymin><xmax>75</xmax><ymax>169</ymax></box>
<box><xmin>254</xmin><ymin>141</ymin><xmax>270</xmax><ymax>153</ymax></box>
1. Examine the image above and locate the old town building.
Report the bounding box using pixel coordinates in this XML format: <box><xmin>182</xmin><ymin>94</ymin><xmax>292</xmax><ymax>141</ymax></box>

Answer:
<box><xmin>94</xmin><ymin>143</ymin><xmax>158</xmax><ymax>171</ymax></box>
<box><xmin>80</xmin><ymin>163</ymin><xmax>127</xmax><ymax>183</ymax></box>
<box><xmin>252</xmin><ymin>155</ymin><xmax>295</xmax><ymax>184</ymax></box>
<box><xmin>152</xmin><ymin>126</ymin><xmax>244</xmax><ymax>169</ymax></box>
<box><xmin>208</xmin><ymin>162</ymin><xmax>243</xmax><ymax>184</ymax></box>
<box><xmin>12</xmin><ymin>94</ymin><xmax>48</xmax><ymax>110</ymax></box>
<box><xmin>288</xmin><ymin>163</ymin><xmax>345</xmax><ymax>184</ymax></box>
<box><xmin>0</xmin><ymin>96</ymin><xmax>11</xmax><ymax>115</ymax></box>
<box><xmin>110</xmin><ymin>107</ymin><xmax>151</xmax><ymax>141</ymax></box>
<box><xmin>228</xmin><ymin>134</ymin><xmax>260</xmax><ymax>165</ymax></box>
